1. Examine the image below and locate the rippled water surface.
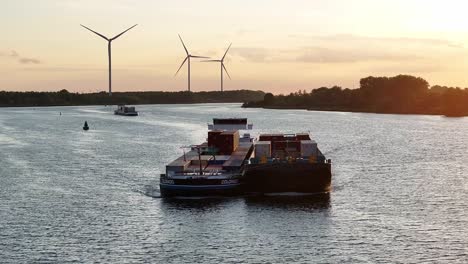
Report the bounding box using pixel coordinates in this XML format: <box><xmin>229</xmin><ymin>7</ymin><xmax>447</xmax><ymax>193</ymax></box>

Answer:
<box><xmin>1</xmin><ymin>104</ymin><xmax>468</xmax><ymax>263</ymax></box>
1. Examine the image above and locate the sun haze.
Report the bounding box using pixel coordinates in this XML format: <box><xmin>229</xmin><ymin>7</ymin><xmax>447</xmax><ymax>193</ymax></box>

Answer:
<box><xmin>1</xmin><ymin>0</ymin><xmax>468</xmax><ymax>93</ymax></box>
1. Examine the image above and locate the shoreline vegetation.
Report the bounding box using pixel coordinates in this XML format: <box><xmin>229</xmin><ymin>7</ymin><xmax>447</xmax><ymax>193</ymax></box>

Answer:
<box><xmin>0</xmin><ymin>90</ymin><xmax>264</xmax><ymax>107</ymax></box>
<box><xmin>242</xmin><ymin>75</ymin><xmax>468</xmax><ymax>117</ymax></box>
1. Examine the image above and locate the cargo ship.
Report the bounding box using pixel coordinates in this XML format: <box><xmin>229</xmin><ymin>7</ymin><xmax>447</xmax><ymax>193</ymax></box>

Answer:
<box><xmin>114</xmin><ymin>105</ymin><xmax>138</xmax><ymax>116</ymax></box>
<box><xmin>245</xmin><ymin>133</ymin><xmax>332</xmax><ymax>194</ymax></box>
<box><xmin>159</xmin><ymin>118</ymin><xmax>254</xmax><ymax>197</ymax></box>
<box><xmin>160</xmin><ymin>118</ymin><xmax>331</xmax><ymax>197</ymax></box>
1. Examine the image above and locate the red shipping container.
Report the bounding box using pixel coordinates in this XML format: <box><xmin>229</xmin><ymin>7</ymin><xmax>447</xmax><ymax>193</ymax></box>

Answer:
<box><xmin>296</xmin><ymin>133</ymin><xmax>311</xmax><ymax>140</ymax></box>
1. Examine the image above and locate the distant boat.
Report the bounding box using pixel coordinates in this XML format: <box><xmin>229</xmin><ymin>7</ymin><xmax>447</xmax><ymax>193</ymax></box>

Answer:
<box><xmin>114</xmin><ymin>105</ymin><xmax>138</xmax><ymax>116</ymax></box>
<box><xmin>83</xmin><ymin>121</ymin><xmax>89</xmax><ymax>131</ymax></box>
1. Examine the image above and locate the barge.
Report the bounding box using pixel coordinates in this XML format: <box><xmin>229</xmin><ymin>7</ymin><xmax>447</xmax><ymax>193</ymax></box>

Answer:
<box><xmin>160</xmin><ymin>118</ymin><xmax>332</xmax><ymax>197</ymax></box>
<box><xmin>245</xmin><ymin>133</ymin><xmax>332</xmax><ymax>194</ymax></box>
<box><xmin>159</xmin><ymin>118</ymin><xmax>253</xmax><ymax>197</ymax></box>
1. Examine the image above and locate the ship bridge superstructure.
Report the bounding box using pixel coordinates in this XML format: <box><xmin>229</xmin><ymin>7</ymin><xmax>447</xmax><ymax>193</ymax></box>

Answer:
<box><xmin>208</xmin><ymin>118</ymin><xmax>253</xmax><ymax>131</ymax></box>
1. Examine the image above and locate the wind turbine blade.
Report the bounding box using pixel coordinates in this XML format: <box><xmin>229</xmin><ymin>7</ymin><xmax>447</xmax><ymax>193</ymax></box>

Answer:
<box><xmin>222</xmin><ymin>43</ymin><xmax>232</xmax><ymax>60</ymax></box>
<box><xmin>190</xmin><ymin>55</ymin><xmax>210</xmax><ymax>59</ymax></box>
<box><xmin>178</xmin><ymin>34</ymin><xmax>189</xmax><ymax>55</ymax></box>
<box><xmin>80</xmin><ymin>24</ymin><xmax>109</xmax><ymax>41</ymax></box>
<box><xmin>111</xmin><ymin>24</ymin><xmax>138</xmax><ymax>40</ymax></box>
<box><xmin>222</xmin><ymin>63</ymin><xmax>231</xmax><ymax>79</ymax></box>
<box><xmin>174</xmin><ymin>56</ymin><xmax>188</xmax><ymax>76</ymax></box>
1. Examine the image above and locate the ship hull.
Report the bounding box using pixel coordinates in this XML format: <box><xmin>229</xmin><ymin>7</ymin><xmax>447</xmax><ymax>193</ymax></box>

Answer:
<box><xmin>244</xmin><ymin>162</ymin><xmax>331</xmax><ymax>194</ymax></box>
<box><xmin>114</xmin><ymin>112</ymin><xmax>138</xmax><ymax>116</ymax></box>
<box><xmin>159</xmin><ymin>176</ymin><xmax>243</xmax><ymax>197</ymax></box>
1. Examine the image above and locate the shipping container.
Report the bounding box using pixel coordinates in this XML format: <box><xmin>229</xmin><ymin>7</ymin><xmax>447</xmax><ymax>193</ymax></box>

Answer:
<box><xmin>300</xmin><ymin>140</ymin><xmax>318</xmax><ymax>157</ymax></box>
<box><xmin>296</xmin><ymin>133</ymin><xmax>311</xmax><ymax>140</ymax></box>
<box><xmin>259</xmin><ymin>134</ymin><xmax>285</xmax><ymax>142</ymax></box>
<box><xmin>208</xmin><ymin>130</ymin><xmax>223</xmax><ymax>147</ymax></box>
<box><xmin>272</xmin><ymin>140</ymin><xmax>300</xmax><ymax>151</ymax></box>
<box><xmin>208</xmin><ymin>130</ymin><xmax>240</xmax><ymax>155</ymax></box>
<box><xmin>213</xmin><ymin>118</ymin><xmax>247</xmax><ymax>125</ymax></box>
<box><xmin>254</xmin><ymin>141</ymin><xmax>271</xmax><ymax>158</ymax></box>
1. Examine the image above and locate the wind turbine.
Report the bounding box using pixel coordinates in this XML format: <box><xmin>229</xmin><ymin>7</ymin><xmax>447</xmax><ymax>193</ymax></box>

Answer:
<box><xmin>202</xmin><ymin>43</ymin><xmax>232</xmax><ymax>92</ymax></box>
<box><xmin>80</xmin><ymin>24</ymin><xmax>137</xmax><ymax>96</ymax></box>
<box><xmin>174</xmin><ymin>34</ymin><xmax>209</xmax><ymax>92</ymax></box>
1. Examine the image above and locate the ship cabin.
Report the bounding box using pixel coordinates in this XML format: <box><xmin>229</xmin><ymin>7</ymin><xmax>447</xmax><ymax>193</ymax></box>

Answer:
<box><xmin>208</xmin><ymin>118</ymin><xmax>253</xmax><ymax>131</ymax></box>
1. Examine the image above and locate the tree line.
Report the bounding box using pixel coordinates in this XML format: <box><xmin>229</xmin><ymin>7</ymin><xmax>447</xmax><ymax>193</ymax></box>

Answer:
<box><xmin>0</xmin><ymin>90</ymin><xmax>265</xmax><ymax>107</ymax></box>
<box><xmin>243</xmin><ymin>75</ymin><xmax>468</xmax><ymax>117</ymax></box>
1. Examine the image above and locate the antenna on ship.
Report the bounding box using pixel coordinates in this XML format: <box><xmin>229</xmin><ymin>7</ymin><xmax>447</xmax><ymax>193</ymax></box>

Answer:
<box><xmin>181</xmin><ymin>147</ymin><xmax>187</xmax><ymax>161</ymax></box>
<box><xmin>80</xmin><ymin>24</ymin><xmax>138</xmax><ymax>96</ymax></box>
<box><xmin>174</xmin><ymin>34</ymin><xmax>210</xmax><ymax>92</ymax></box>
<box><xmin>202</xmin><ymin>43</ymin><xmax>232</xmax><ymax>92</ymax></box>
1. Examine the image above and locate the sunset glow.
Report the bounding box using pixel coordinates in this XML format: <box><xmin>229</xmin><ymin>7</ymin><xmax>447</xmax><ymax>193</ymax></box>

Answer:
<box><xmin>2</xmin><ymin>0</ymin><xmax>468</xmax><ymax>93</ymax></box>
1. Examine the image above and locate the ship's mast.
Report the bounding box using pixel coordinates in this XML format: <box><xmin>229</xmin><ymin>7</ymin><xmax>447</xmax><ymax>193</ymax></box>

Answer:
<box><xmin>196</xmin><ymin>146</ymin><xmax>203</xmax><ymax>175</ymax></box>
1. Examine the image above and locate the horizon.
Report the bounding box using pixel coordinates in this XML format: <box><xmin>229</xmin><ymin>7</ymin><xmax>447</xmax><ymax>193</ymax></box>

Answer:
<box><xmin>2</xmin><ymin>0</ymin><xmax>468</xmax><ymax>93</ymax></box>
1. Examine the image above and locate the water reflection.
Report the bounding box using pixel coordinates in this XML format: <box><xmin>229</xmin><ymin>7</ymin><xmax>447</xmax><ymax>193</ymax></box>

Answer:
<box><xmin>245</xmin><ymin>192</ymin><xmax>331</xmax><ymax>211</ymax></box>
<box><xmin>159</xmin><ymin>193</ymin><xmax>331</xmax><ymax>213</ymax></box>
<box><xmin>159</xmin><ymin>196</ymin><xmax>243</xmax><ymax>211</ymax></box>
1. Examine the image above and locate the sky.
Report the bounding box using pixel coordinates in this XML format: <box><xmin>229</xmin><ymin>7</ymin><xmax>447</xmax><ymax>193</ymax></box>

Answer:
<box><xmin>1</xmin><ymin>0</ymin><xmax>468</xmax><ymax>94</ymax></box>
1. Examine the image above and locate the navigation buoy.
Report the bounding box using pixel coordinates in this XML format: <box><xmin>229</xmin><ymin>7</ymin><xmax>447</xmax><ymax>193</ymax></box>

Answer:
<box><xmin>83</xmin><ymin>121</ymin><xmax>89</xmax><ymax>131</ymax></box>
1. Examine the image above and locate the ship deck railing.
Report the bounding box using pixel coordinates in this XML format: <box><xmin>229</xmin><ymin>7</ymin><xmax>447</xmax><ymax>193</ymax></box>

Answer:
<box><xmin>166</xmin><ymin>170</ymin><xmax>240</xmax><ymax>179</ymax></box>
<box><xmin>249</xmin><ymin>156</ymin><xmax>328</xmax><ymax>165</ymax></box>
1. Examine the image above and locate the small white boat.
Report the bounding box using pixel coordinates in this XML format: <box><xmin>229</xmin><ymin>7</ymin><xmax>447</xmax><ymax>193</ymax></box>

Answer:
<box><xmin>114</xmin><ymin>105</ymin><xmax>138</xmax><ymax>116</ymax></box>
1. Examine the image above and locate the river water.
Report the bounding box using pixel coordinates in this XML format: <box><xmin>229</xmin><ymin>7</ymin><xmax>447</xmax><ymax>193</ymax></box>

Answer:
<box><xmin>1</xmin><ymin>104</ymin><xmax>467</xmax><ymax>263</ymax></box>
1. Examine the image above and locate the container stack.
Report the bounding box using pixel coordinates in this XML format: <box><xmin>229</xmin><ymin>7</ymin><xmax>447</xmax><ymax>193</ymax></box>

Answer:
<box><xmin>255</xmin><ymin>133</ymin><xmax>318</xmax><ymax>159</ymax></box>
<box><xmin>208</xmin><ymin>130</ymin><xmax>239</xmax><ymax>155</ymax></box>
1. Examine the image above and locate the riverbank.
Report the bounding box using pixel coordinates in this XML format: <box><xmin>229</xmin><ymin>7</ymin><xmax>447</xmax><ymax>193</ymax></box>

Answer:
<box><xmin>244</xmin><ymin>105</ymin><xmax>466</xmax><ymax>117</ymax></box>
<box><xmin>242</xmin><ymin>75</ymin><xmax>468</xmax><ymax>117</ymax></box>
<box><xmin>0</xmin><ymin>89</ymin><xmax>265</xmax><ymax>107</ymax></box>
<box><xmin>243</xmin><ymin>102</ymin><xmax>467</xmax><ymax>117</ymax></box>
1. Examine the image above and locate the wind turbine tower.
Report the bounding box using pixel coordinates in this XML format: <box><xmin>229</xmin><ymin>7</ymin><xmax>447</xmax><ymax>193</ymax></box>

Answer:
<box><xmin>203</xmin><ymin>43</ymin><xmax>232</xmax><ymax>92</ymax></box>
<box><xmin>81</xmin><ymin>24</ymin><xmax>137</xmax><ymax>96</ymax></box>
<box><xmin>175</xmin><ymin>34</ymin><xmax>209</xmax><ymax>92</ymax></box>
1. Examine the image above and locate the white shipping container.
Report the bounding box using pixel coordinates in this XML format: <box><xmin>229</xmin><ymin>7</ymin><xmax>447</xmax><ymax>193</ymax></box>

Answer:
<box><xmin>255</xmin><ymin>141</ymin><xmax>271</xmax><ymax>158</ymax></box>
<box><xmin>301</xmin><ymin>140</ymin><xmax>317</xmax><ymax>157</ymax></box>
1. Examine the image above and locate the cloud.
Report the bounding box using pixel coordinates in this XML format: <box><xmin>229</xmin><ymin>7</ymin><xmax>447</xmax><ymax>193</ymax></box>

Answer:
<box><xmin>289</xmin><ymin>34</ymin><xmax>464</xmax><ymax>49</ymax></box>
<box><xmin>19</xmin><ymin>64</ymin><xmax>161</xmax><ymax>72</ymax></box>
<box><xmin>229</xmin><ymin>47</ymin><xmax>274</xmax><ymax>63</ymax></box>
<box><xmin>229</xmin><ymin>34</ymin><xmax>466</xmax><ymax>65</ymax></box>
<box><xmin>234</xmin><ymin>29</ymin><xmax>260</xmax><ymax>37</ymax></box>
<box><xmin>0</xmin><ymin>50</ymin><xmax>41</xmax><ymax>64</ymax></box>
<box><xmin>365</xmin><ymin>63</ymin><xmax>444</xmax><ymax>74</ymax></box>
<box><xmin>0</xmin><ymin>50</ymin><xmax>18</xmax><ymax>57</ymax></box>
<box><xmin>19</xmin><ymin>58</ymin><xmax>41</xmax><ymax>64</ymax></box>
<box><xmin>229</xmin><ymin>46</ymin><xmax>423</xmax><ymax>64</ymax></box>
<box><xmin>21</xmin><ymin>66</ymin><xmax>108</xmax><ymax>72</ymax></box>
<box><xmin>294</xmin><ymin>46</ymin><xmax>422</xmax><ymax>63</ymax></box>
